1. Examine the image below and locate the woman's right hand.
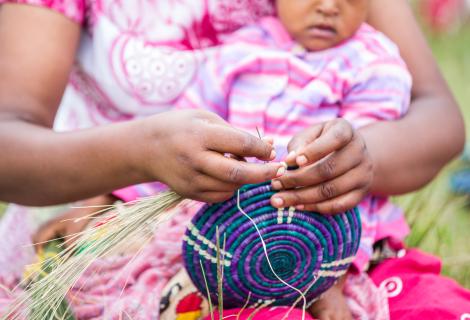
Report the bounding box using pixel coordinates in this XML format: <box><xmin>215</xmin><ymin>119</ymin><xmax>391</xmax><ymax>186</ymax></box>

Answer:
<box><xmin>135</xmin><ymin>109</ymin><xmax>285</xmax><ymax>203</ymax></box>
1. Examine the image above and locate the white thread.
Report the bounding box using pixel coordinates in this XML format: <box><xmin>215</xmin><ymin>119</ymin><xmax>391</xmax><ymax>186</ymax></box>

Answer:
<box><xmin>287</xmin><ymin>207</ymin><xmax>295</xmax><ymax>224</ymax></box>
<box><xmin>237</xmin><ymin>190</ymin><xmax>306</xmax><ymax>320</ymax></box>
<box><xmin>317</xmin><ymin>269</ymin><xmax>348</xmax><ymax>278</ymax></box>
<box><xmin>277</xmin><ymin>208</ymin><xmax>284</xmax><ymax>224</ymax></box>
<box><xmin>183</xmin><ymin>235</ymin><xmax>231</xmax><ymax>267</ymax></box>
<box><xmin>187</xmin><ymin>222</ymin><xmax>233</xmax><ymax>258</ymax></box>
<box><xmin>379</xmin><ymin>276</ymin><xmax>403</xmax><ymax>298</ymax></box>
<box><xmin>460</xmin><ymin>313</ymin><xmax>470</xmax><ymax>320</ymax></box>
<box><xmin>320</xmin><ymin>256</ymin><xmax>355</xmax><ymax>268</ymax></box>
<box><xmin>249</xmin><ymin>299</ymin><xmax>261</xmax><ymax>309</ymax></box>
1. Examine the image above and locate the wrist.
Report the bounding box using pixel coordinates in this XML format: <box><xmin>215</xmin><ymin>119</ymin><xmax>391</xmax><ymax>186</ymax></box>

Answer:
<box><xmin>121</xmin><ymin>114</ymin><xmax>170</xmax><ymax>185</ymax></box>
<box><xmin>357</xmin><ymin>129</ymin><xmax>379</xmax><ymax>194</ymax></box>
<box><xmin>114</xmin><ymin>119</ymin><xmax>156</xmax><ymax>184</ymax></box>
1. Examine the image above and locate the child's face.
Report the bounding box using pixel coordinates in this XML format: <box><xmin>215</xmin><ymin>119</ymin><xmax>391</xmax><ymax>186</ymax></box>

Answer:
<box><xmin>276</xmin><ymin>0</ymin><xmax>369</xmax><ymax>51</ymax></box>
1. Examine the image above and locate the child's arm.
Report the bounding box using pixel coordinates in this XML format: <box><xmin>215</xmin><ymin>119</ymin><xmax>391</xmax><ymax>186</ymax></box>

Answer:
<box><xmin>309</xmin><ymin>274</ymin><xmax>352</xmax><ymax>320</ymax></box>
<box><xmin>0</xmin><ymin>4</ymin><xmax>282</xmax><ymax>206</ymax></box>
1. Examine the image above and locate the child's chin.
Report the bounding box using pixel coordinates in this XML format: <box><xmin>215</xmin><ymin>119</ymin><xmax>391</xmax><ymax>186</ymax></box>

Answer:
<box><xmin>302</xmin><ymin>38</ymin><xmax>340</xmax><ymax>51</ymax></box>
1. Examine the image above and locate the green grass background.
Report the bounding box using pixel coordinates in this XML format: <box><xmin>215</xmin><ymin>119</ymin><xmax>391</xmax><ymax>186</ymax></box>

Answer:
<box><xmin>395</xmin><ymin>23</ymin><xmax>470</xmax><ymax>287</ymax></box>
<box><xmin>0</xmin><ymin>20</ymin><xmax>469</xmax><ymax>287</ymax></box>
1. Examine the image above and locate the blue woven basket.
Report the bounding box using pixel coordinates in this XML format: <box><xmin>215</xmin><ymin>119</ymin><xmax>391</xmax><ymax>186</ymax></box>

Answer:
<box><xmin>183</xmin><ymin>182</ymin><xmax>361</xmax><ymax>308</ymax></box>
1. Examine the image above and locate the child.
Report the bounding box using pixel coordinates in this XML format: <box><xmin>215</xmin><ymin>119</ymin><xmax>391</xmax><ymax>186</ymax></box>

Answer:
<box><xmin>17</xmin><ymin>0</ymin><xmax>411</xmax><ymax>318</ymax></box>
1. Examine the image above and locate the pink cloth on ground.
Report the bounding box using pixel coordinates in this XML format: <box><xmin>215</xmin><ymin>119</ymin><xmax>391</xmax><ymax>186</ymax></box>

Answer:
<box><xmin>370</xmin><ymin>249</ymin><xmax>470</xmax><ymax>319</ymax></box>
<box><xmin>0</xmin><ymin>204</ymin><xmax>389</xmax><ymax>319</ymax></box>
<box><xmin>206</xmin><ymin>272</ymin><xmax>390</xmax><ymax>320</ymax></box>
<box><xmin>0</xmin><ymin>204</ymin><xmax>193</xmax><ymax>319</ymax></box>
<box><xmin>206</xmin><ymin>307</ymin><xmax>315</xmax><ymax>320</ymax></box>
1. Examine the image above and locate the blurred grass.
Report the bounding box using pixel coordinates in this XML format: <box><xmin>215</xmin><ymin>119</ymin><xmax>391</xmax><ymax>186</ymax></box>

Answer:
<box><xmin>0</xmin><ymin>203</ymin><xmax>5</xmax><ymax>217</ymax></box>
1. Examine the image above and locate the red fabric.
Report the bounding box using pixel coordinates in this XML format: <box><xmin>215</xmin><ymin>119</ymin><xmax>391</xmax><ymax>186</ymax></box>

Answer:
<box><xmin>209</xmin><ymin>250</ymin><xmax>470</xmax><ymax>320</ymax></box>
<box><xmin>421</xmin><ymin>0</ymin><xmax>464</xmax><ymax>31</ymax></box>
<box><xmin>370</xmin><ymin>249</ymin><xmax>470</xmax><ymax>319</ymax></box>
<box><xmin>204</xmin><ymin>307</ymin><xmax>315</xmax><ymax>320</ymax></box>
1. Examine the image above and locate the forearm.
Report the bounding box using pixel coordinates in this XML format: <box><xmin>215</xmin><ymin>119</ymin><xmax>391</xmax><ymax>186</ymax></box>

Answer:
<box><xmin>361</xmin><ymin>94</ymin><xmax>464</xmax><ymax>196</ymax></box>
<box><xmin>0</xmin><ymin>119</ymin><xmax>148</xmax><ymax>206</ymax></box>
<box><xmin>364</xmin><ymin>0</ymin><xmax>465</xmax><ymax>196</ymax></box>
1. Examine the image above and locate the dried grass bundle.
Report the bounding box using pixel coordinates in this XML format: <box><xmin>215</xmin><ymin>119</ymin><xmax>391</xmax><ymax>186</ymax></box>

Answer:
<box><xmin>4</xmin><ymin>191</ymin><xmax>183</xmax><ymax>320</ymax></box>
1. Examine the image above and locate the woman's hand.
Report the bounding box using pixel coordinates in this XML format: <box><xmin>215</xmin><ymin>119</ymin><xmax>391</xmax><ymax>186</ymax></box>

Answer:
<box><xmin>136</xmin><ymin>109</ymin><xmax>285</xmax><ymax>203</ymax></box>
<box><xmin>270</xmin><ymin>119</ymin><xmax>373</xmax><ymax>214</ymax></box>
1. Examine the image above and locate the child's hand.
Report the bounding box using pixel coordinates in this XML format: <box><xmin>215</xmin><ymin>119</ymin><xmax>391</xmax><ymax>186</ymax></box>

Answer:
<box><xmin>138</xmin><ymin>110</ymin><xmax>284</xmax><ymax>203</ymax></box>
<box><xmin>309</xmin><ymin>275</ymin><xmax>352</xmax><ymax>320</ymax></box>
<box><xmin>270</xmin><ymin>119</ymin><xmax>373</xmax><ymax>214</ymax></box>
<box><xmin>33</xmin><ymin>195</ymin><xmax>115</xmax><ymax>249</ymax></box>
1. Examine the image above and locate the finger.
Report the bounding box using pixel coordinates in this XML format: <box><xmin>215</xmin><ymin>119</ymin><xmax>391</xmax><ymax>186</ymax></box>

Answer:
<box><xmin>273</xmin><ymin>141</ymin><xmax>364</xmax><ymax>190</ymax></box>
<box><xmin>225</xmin><ymin>153</ymin><xmax>247</xmax><ymax>162</ymax></box>
<box><xmin>205</xmin><ymin>124</ymin><xmax>276</xmax><ymax>161</ymax></box>
<box><xmin>194</xmin><ymin>191</ymin><xmax>235</xmax><ymax>204</ymax></box>
<box><xmin>192</xmin><ymin>173</ymin><xmax>241</xmax><ymax>193</ymax></box>
<box><xmin>64</xmin><ymin>219</ymin><xmax>94</xmax><ymax>247</ymax></box>
<box><xmin>198</xmin><ymin>151</ymin><xmax>285</xmax><ymax>185</ymax></box>
<box><xmin>295</xmin><ymin>119</ymin><xmax>354</xmax><ymax>167</ymax></box>
<box><xmin>319</xmin><ymin>313</ymin><xmax>332</xmax><ymax>320</ymax></box>
<box><xmin>32</xmin><ymin>222</ymin><xmax>63</xmax><ymax>248</ymax></box>
<box><xmin>261</xmin><ymin>136</ymin><xmax>274</xmax><ymax>146</ymax></box>
<box><xmin>271</xmin><ymin>164</ymin><xmax>369</xmax><ymax>208</ymax></box>
<box><xmin>284</xmin><ymin>151</ymin><xmax>297</xmax><ymax>166</ymax></box>
<box><xmin>309</xmin><ymin>307</ymin><xmax>332</xmax><ymax>320</ymax></box>
<box><xmin>287</xmin><ymin>125</ymin><xmax>323</xmax><ymax>154</ymax></box>
<box><xmin>285</xmin><ymin>126</ymin><xmax>324</xmax><ymax>165</ymax></box>
<box><xmin>301</xmin><ymin>190</ymin><xmax>366</xmax><ymax>215</ymax></box>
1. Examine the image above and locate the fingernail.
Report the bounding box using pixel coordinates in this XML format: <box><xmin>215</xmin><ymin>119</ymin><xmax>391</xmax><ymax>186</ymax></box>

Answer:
<box><xmin>270</xmin><ymin>149</ymin><xmax>276</xmax><ymax>160</ymax></box>
<box><xmin>297</xmin><ymin>155</ymin><xmax>308</xmax><ymax>166</ymax></box>
<box><xmin>276</xmin><ymin>166</ymin><xmax>286</xmax><ymax>177</ymax></box>
<box><xmin>272</xmin><ymin>197</ymin><xmax>284</xmax><ymax>207</ymax></box>
<box><xmin>262</xmin><ymin>136</ymin><xmax>274</xmax><ymax>145</ymax></box>
<box><xmin>296</xmin><ymin>205</ymin><xmax>305</xmax><ymax>210</ymax></box>
<box><xmin>286</xmin><ymin>151</ymin><xmax>296</xmax><ymax>161</ymax></box>
<box><xmin>272</xmin><ymin>180</ymin><xmax>282</xmax><ymax>190</ymax></box>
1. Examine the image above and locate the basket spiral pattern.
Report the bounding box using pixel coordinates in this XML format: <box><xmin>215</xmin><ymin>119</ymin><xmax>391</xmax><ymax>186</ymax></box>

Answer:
<box><xmin>182</xmin><ymin>182</ymin><xmax>361</xmax><ymax>308</ymax></box>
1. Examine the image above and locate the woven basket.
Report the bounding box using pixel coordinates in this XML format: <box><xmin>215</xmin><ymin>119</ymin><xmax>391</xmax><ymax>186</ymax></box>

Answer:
<box><xmin>183</xmin><ymin>182</ymin><xmax>361</xmax><ymax>308</ymax></box>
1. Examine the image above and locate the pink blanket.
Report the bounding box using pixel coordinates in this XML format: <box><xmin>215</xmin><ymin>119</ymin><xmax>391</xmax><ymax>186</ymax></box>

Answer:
<box><xmin>0</xmin><ymin>204</ymin><xmax>389</xmax><ymax>319</ymax></box>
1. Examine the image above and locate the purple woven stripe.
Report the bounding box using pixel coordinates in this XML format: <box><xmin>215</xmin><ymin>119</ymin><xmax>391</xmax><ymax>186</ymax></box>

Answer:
<box><xmin>183</xmin><ymin>182</ymin><xmax>361</xmax><ymax>307</ymax></box>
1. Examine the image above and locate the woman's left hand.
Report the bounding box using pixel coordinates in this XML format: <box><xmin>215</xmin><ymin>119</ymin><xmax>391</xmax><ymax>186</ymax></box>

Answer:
<box><xmin>270</xmin><ymin>119</ymin><xmax>374</xmax><ymax>214</ymax></box>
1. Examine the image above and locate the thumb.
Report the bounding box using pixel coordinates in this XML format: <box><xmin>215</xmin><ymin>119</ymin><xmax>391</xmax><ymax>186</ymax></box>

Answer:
<box><xmin>285</xmin><ymin>125</ymin><xmax>323</xmax><ymax>165</ymax></box>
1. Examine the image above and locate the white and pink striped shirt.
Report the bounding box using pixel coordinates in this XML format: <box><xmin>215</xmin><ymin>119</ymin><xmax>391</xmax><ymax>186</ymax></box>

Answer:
<box><xmin>176</xmin><ymin>17</ymin><xmax>412</xmax><ymax>159</ymax></box>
